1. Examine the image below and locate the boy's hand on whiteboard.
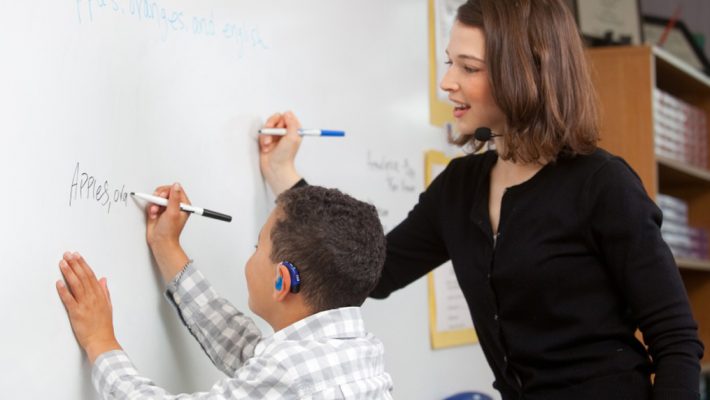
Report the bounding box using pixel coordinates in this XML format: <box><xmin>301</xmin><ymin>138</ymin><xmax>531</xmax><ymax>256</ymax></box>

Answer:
<box><xmin>146</xmin><ymin>183</ymin><xmax>191</xmax><ymax>283</ymax></box>
<box><xmin>259</xmin><ymin>111</ymin><xmax>303</xmax><ymax>196</ymax></box>
<box><xmin>56</xmin><ymin>252</ymin><xmax>121</xmax><ymax>364</ymax></box>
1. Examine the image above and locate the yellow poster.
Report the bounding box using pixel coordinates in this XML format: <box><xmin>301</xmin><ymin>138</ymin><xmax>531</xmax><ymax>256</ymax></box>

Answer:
<box><xmin>428</xmin><ymin>0</ymin><xmax>466</xmax><ymax>126</ymax></box>
<box><xmin>425</xmin><ymin>150</ymin><xmax>478</xmax><ymax>349</ymax></box>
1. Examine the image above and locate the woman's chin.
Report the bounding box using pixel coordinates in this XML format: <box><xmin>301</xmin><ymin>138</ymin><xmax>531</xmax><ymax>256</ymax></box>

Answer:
<box><xmin>454</xmin><ymin>122</ymin><xmax>475</xmax><ymax>137</ymax></box>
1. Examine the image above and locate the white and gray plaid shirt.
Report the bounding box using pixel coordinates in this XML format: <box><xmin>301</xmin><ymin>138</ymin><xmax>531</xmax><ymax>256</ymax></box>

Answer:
<box><xmin>92</xmin><ymin>263</ymin><xmax>393</xmax><ymax>399</ymax></box>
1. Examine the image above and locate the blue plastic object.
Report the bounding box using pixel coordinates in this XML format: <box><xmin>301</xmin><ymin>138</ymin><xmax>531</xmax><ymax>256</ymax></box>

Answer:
<box><xmin>443</xmin><ymin>392</ymin><xmax>494</xmax><ymax>400</ymax></box>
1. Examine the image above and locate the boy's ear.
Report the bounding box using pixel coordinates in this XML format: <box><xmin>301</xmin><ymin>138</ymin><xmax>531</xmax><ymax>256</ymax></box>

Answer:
<box><xmin>273</xmin><ymin>264</ymin><xmax>291</xmax><ymax>301</ymax></box>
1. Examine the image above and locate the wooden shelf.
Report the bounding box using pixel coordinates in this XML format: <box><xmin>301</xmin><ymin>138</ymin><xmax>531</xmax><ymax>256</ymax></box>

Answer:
<box><xmin>653</xmin><ymin>47</ymin><xmax>710</xmax><ymax>97</ymax></box>
<box><xmin>657</xmin><ymin>156</ymin><xmax>710</xmax><ymax>193</ymax></box>
<box><xmin>677</xmin><ymin>257</ymin><xmax>710</xmax><ymax>272</ymax></box>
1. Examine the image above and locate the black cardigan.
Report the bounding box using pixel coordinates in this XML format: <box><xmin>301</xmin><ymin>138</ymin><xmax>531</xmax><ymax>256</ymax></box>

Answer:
<box><xmin>366</xmin><ymin>149</ymin><xmax>703</xmax><ymax>399</ymax></box>
<box><xmin>293</xmin><ymin>149</ymin><xmax>703</xmax><ymax>399</ymax></box>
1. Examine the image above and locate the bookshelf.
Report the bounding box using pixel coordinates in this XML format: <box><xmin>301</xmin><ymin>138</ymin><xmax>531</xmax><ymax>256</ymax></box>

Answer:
<box><xmin>587</xmin><ymin>45</ymin><xmax>710</xmax><ymax>365</ymax></box>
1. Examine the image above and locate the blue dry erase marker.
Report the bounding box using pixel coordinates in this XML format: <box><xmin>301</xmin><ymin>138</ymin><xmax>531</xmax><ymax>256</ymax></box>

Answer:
<box><xmin>258</xmin><ymin>128</ymin><xmax>345</xmax><ymax>137</ymax></box>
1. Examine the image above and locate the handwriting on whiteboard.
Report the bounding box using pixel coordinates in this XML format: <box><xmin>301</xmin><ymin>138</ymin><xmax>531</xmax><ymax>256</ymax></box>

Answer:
<box><xmin>74</xmin><ymin>0</ymin><xmax>268</xmax><ymax>58</ymax></box>
<box><xmin>366</xmin><ymin>151</ymin><xmax>417</xmax><ymax>193</ymax></box>
<box><xmin>69</xmin><ymin>162</ymin><xmax>129</xmax><ymax>214</ymax></box>
<box><xmin>363</xmin><ymin>200</ymin><xmax>392</xmax><ymax>232</ymax></box>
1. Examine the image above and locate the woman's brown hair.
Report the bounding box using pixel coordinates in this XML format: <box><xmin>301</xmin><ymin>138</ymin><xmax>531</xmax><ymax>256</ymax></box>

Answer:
<box><xmin>455</xmin><ymin>0</ymin><xmax>599</xmax><ymax>163</ymax></box>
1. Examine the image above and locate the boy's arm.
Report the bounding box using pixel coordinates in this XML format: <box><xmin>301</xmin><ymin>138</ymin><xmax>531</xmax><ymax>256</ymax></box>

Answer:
<box><xmin>93</xmin><ymin>350</ymin><xmax>294</xmax><ymax>399</ymax></box>
<box><xmin>166</xmin><ymin>262</ymin><xmax>263</xmax><ymax>376</ymax></box>
<box><xmin>141</xmin><ymin>184</ymin><xmax>263</xmax><ymax>374</ymax></box>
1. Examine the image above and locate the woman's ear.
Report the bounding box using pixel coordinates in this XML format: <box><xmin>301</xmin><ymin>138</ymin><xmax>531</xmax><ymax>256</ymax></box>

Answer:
<box><xmin>273</xmin><ymin>264</ymin><xmax>291</xmax><ymax>301</ymax></box>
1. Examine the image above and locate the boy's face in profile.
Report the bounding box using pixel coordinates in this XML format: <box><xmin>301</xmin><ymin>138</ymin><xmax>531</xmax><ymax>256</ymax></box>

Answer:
<box><xmin>245</xmin><ymin>208</ymin><xmax>280</xmax><ymax>320</ymax></box>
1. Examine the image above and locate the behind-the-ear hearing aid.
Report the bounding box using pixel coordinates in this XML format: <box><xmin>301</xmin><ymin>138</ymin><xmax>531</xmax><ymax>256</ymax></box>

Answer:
<box><xmin>274</xmin><ymin>261</ymin><xmax>301</xmax><ymax>293</ymax></box>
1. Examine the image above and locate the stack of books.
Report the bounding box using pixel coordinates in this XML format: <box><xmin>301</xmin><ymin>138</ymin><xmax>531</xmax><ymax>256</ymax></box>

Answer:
<box><xmin>657</xmin><ymin>194</ymin><xmax>708</xmax><ymax>261</ymax></box>
<box><xmin>654</xmin><ymin>89</ymin><xmax>707</xmax><ymax>170</ymax></box>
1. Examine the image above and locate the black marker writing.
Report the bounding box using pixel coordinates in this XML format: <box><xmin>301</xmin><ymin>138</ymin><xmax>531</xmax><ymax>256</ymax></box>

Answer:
<box><xmin>69</xmin><ymin>162</ymin><xmax>129</xmax><ymax>213</ymax></box>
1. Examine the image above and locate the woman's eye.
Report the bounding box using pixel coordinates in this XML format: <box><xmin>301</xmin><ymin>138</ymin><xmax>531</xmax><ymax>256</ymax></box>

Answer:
<box><xmin>444</xmin><ymin>60</ymin><xmax>453</xmax><ymax>67</ymax></box>
<box><xmin>463</xmin><ymin>66</ymin><xmax>480</xmax><ymax>73</ymax></box>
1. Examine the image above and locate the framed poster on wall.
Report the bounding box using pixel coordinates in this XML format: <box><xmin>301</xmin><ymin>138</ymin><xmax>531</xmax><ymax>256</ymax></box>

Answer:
<box><xmin>643</xmin><ymin>15</ymin><xmax>710</xmax><ymax>75</ymax></box>
<box><xmin>574</xmin><ymin>0</ymin><xmax>643</xmax><ymax>45</ymax></box>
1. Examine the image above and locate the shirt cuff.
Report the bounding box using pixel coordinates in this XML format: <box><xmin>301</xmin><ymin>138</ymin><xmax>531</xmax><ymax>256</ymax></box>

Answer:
<box><xmin>167</xmin><ymin>258</ymin><xmax>193</xmax><ymax>289</ymax></box>
<box><xmin>92</xmin><ymin>350</ymin><xmax>139</xmax><ymax>396</ymax></box>
<box><xmin>164</xmin><ymin>262</ymin><xmax>219</xmax><ymax>326</ymax></box>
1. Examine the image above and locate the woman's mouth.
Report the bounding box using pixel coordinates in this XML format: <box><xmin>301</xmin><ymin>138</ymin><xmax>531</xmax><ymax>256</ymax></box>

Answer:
<box><xmin>453</xmin><ymin>102</ymin><xmax>471</xmax><ymax>118</ymax></box>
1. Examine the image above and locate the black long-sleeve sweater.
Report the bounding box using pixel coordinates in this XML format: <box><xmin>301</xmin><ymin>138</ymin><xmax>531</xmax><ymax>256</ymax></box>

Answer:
<box><xmin>366</xmin><ymin>149</ymin><xmax>703</xmax><ymax>400</ymax></box>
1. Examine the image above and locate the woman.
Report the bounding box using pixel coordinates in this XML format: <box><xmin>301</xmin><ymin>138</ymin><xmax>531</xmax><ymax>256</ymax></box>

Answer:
<box><xmin>258</xmin><ymin>1</ymin><xmax>703</xmax><ymax>399</ymax></box>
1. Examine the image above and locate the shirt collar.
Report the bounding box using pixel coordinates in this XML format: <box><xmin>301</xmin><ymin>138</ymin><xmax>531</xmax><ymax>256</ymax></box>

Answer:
<box><xmin>255</xmin><ymin>307</ymin><xmax>366</xmax><ymax>354</ymax></box>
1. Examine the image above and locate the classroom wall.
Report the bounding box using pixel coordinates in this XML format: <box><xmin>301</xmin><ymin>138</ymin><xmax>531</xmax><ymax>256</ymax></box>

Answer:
<box><xmin>0</xmin><ymin>1</ymin><xmax>497</xmax><ymax>399</ymax></box>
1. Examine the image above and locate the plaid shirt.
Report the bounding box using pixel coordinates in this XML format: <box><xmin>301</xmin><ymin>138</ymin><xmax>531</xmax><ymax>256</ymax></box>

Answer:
<box><xmin>92</xmin><ymin>263</ymin><xmax>393</xmax><ymax>399</ymax></box>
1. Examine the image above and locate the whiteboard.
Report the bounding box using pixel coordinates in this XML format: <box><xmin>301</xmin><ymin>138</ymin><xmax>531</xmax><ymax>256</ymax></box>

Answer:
<box><xmin>0</xmin><ymin>1</ymin><xmax>497</xmax><ymax>398</ymax></box>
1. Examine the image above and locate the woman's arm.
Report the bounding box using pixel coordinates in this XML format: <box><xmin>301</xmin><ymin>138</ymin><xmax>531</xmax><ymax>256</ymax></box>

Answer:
<box><xmin>587</xmin><ymin>157</ymin><xmax>704</xmax><ymax>399</ymax></box>
<box><xmin>370</xmin><ymin>175</ymin><xmax>451</xmax><ymax>298</ymax></box>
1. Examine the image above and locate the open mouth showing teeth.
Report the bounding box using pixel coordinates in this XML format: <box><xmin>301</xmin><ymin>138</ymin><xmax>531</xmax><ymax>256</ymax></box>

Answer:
<box><xmin>454</xmin><ymin>103</ymin><xmax>470</xmax><ymax>110</ymax></box>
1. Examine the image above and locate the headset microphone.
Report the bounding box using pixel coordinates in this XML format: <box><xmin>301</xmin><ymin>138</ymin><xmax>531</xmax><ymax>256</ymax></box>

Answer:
<box><xmin>473</xmin><ymin>127</ymin><xmax>501</xmax><ymax>141</ymax></box>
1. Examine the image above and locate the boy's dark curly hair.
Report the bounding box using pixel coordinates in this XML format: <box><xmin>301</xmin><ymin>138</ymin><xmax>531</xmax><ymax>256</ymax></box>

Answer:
<box><xmin>271</xmin><ymin>186</ymin><xmax>386</xmax><ymax>312</ymax></box>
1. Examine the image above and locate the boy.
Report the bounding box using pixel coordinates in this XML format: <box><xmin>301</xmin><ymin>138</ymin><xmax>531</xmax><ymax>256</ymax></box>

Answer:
<box><xmin>56</xmin><ymin>183</ymin><xmax>393</xmax><ymax>399</ymax></box>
